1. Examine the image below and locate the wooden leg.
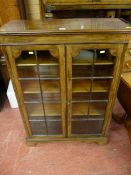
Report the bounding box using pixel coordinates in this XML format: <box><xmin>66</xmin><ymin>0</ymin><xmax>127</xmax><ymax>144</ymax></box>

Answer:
<box><xmin>96</xmin><ymin>137</ymin><xmax>108</xmax><ymax>145</ymax></box>
<box><xmin>26</xmin><ymin>142</ymin><xmax>37</xmax><ymax>146</ymax></box>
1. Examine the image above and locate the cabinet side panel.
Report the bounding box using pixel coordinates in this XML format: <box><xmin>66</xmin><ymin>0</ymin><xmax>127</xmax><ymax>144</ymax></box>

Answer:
<box><xmin>5</xmin><ymin>46</ymin><xmax>32</xmax><ymax>137</ymax></box>
<box><xmin>102</xmin><ymin>44</ymin><xmax>128</xmax><ymax>135</ymax></box>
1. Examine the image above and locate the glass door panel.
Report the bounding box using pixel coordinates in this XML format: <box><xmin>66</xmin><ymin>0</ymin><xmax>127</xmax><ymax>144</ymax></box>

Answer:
<box><xmin>94</xmin><ymin>65</ymin><xmax>113</xmax><ymax>77</ymax></box>
<box><xmin>30</xmin><ymin>120</ymin><xmax>47</xmax><ymax>135</ymax></box>
<box><xmin>67</xmin><ymin>46</ymin><xmax>116</xmax><ymax>137</ymax></box>
<box><xmin>72</xmin><ymin>102</ymin><xmax>89</xmax><ymax>115</ymax></box>
<box><xmin>72</xmin><ymin>117</ymin><xmax>104</xmax><ymax>135</ymax></box>
<box><xmin>40</xmin><ymin>80</ymin><xmax>60</xmax><ymax>93</ymax></box>
<box><xmin>39</xmin><ymin>65</ymin><xmax>59</xmax><ymax>78</ymax></box>
<box><xmin>92</xmin><ymin>79</ymin><xmax>111</xmax><ymax>92</ymax></box>
<box><xmin>72</xmin><ymin>65</ymin><xmax>92</xmax><ymax>78</ymax></box>
<box><xmin>26</xmin><ymin>103</ymin><xmax>44</xmax><ymax>116</ymax></box>
<box><xmin>89</xmin><ymin>102</ymin><xmax>107</xmax><ymax>115</ymax></box>
<box><xmin>72</xmin><ymin>79</ymin><xmax>91</xmax><ymax>92</ymax></box>
<box><xmin>15</xmin><ymin>48</ymin><xmax>65</xmax><ymax>136</ymax></box>
<box><xmin>72</xmin><ymin>93</ymin><xmax>90</xmax><ymax>101</ymax></box>
<box><xmin>17</xmin><ymin>66</ymin><xmax>38</xmax><ymax>78</ymax></box>
<box><xmin>20</xmin><ymin>80</ymin><xmax>40</xmax><ymax>93</ymax></box>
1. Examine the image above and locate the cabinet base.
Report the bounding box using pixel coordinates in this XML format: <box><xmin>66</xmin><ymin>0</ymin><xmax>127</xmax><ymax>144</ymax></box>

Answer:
<box><xmin>26</xmin><ymin>136</ymin><xmax>108</xmax><ymax>146</ymax></box>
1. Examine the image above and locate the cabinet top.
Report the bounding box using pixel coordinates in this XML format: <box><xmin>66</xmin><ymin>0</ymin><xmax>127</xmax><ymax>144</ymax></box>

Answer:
<box><xmin>0</xmin><ymin>18</ymin><xmax>131</xmax><ymax>35</ymax></box>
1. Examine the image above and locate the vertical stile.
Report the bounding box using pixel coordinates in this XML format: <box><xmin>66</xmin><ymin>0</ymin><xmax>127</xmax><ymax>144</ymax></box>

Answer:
<box><xmin>6</xmin><ymin>46</ymin><xmax>32</xmax><ymax>137</ymax></box>
<box><xmin>66</xmin><ymin>45</ymin><xmax>73</xmax><ymax>137</ymax></box>
<box><xmin>58</xmin><ymin>45</ymin><xmax>66</xmax><ymax>137</ymax></box>
<box><xmin>102</xmin><ymin>44</ymin><xmax>127</xmax><ymax>135</ymax></box>
<box><xmin>88</xmin><ymin>49</ymin><xmax>96</xmax><ymax>116</ymax></box>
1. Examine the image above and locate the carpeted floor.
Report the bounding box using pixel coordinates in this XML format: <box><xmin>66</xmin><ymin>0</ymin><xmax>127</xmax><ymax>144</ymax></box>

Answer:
<box><xmin>0</xmin><ymin>99</ymin><xmax>131</xmax><ymax>175</ymax></box>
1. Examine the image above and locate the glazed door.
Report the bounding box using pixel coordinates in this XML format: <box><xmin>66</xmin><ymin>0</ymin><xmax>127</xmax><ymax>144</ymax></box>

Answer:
<box><xmin>9</xmin><ymin>45</ymin><xmax>66</xmax><ymax>139</ymax></box>
<box><xmin>66</xmin><ymin>44</ymin><xmax>124</xmax><ymax>138</ymax></box>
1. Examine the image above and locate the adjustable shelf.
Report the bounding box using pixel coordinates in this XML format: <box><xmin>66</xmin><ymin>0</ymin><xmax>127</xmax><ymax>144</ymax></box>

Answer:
<box><xmin>72</xmin><ymin>58</ymin><xmax>114</xmax><ymax>66</ymax></box>
<box><xmin>71</xmin><ymin>118</ymin><xmax>104</xmax><ymax>135</ymax></box>
<box><xmin>72</xmin><ymin>102</ymin><xmax>107</xmax><ymax>116</ymax></box>
<box><xmin>16</xmin><ymin>51</ymin><xmax>59</xmax><ymax>66</ymax></box>
<box><xmin>23</xmin><ymin>93</ymin><xmax>60</xmax><ymax>103</ymax></box>
<box><xmin>73</xmin><ymin>49</ymin><xmax>115</xmax><ymax>65</ymax></box>
<box><xmin>30</xmin><ymin>120</ymin><xmax>62</xmax><ymax>136</ymax></box>
<box><xmin>72</xmin><ymin>79</ymin><xmax>111</xmax><ymax>92</ymax></box>
<box><xmin>17</xmin><ymin>67</ymin><xmax>59</xmax><ymax>78</ymax></box>
<box><xmin>26</xmin><ymin>103</ymin><xmax>61</xmax><ymax>117</ymax></box>
<box><xmin>72</xmin><ymin>92</ymin><xmax>108</xmax><ymax>101</ymax></box>
<box><xmin>20</xmin><ymin>80</ymin><xmax>60</xmax><ymax>93</ymax></box>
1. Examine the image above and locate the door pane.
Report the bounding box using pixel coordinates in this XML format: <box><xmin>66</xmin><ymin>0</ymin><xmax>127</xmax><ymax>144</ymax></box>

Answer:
<box><xmin>15</xmin><ymin>49</ymin><xmax>64</xmax><ymax>136</ymax></box>
<box><xmin>69</xmin><ymin>47</ymin><xmax>116</xmax><ymax>136</ymax></box>
<box><xmin>72</xmin><ymin>116</ymin><xmax>104</xmax><ymax>135</ymax></box>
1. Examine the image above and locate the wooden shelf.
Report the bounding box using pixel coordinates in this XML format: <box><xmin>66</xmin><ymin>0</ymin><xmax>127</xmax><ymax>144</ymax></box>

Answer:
<box><xmin>72</xmin><ymin>102</ymin><xmax>106</xmax><ymax>116</ymax></box>
<box><xmin>24</xmin><ymin>93</ymin><xmax>60</xmax><ymax>103</ymax></box>
<box><xmin>89</xmin><ymin>103</ymin><xmax>107</xmax><ymax>115</ymax></box>
<box><xmin>17</xmin><ymin>66</ymin><xmax>59</xmax><ymax>78</ymax></box>
<box><xmin>16</xmin><ymin>52</ymin><xmax>58</xmax><ymax>66</ymax></box>
<box><xmin>72</xmin><ymin>80</ymin><xmax>91</xmax><ymax>92</ymax></box>
<box><xmin>73</xmin><ymin>50</ymin><xmax>114</xmax><ymax>66</ymax></box>
<box><xmin>42</xmin><ymin>80</ymin><xmax>60</xmax><ymax>93</ymax></box>
<box><xmin>93</xmin><ymin>80</ymin><xmax>110</xmax><ymax>92</ymax></box>
<box><xmin>21</xmin><ymin>80</ymin><xmax>40</xmax><ymax>93</ymax></box>
<box><xmin>72</xmin><ymin>79</ymin><xmax>110</xmax><ymax>92</ymax></box>
<box><xmin>72</xmin><ymin>103</ymin><xmax>89</xmax><ymax>115</ymax></box>
<box><xmin>17</xmin><ymin>67</ymin><xmax>38</xmax><ymax>78</ymax></box>
<box><xmin>27</xmin><ymin>103</ymin><xmax>61</xmax><ymax>116</ymax></box>
<box><xmin>72</xmin><ymin>92</ymin><xmax>108</xmax><ymax>101</ymax></box>
<box><xmin>21</xmin><ymin>80</ymin><xmax>60</xmax><ymax>93</ymax></box>
<box><xmin>72</xmin><ymin>64</ymin><xmax>113</xmax><ymax>78</ymax></box>
<box><xmin>73</xmin><ymin>59</ymin><xmax>114</xmax><ymax>66</ymax></box>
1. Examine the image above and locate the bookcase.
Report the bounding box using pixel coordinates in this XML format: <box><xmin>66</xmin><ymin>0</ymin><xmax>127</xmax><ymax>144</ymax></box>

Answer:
<box><xmin>0</xmin><ymin>18</ymin><xmax>130</xmax><ymax>145</ymax></box>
